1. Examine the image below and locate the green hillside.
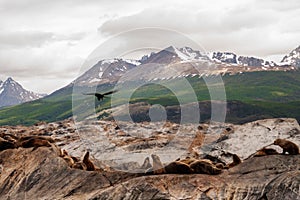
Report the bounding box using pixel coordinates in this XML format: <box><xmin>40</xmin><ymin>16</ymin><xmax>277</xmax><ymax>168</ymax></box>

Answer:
<box><xmin>0</xmin><ymin>70</ymin><xmax>300</xmax><ymax>126</ymax></box>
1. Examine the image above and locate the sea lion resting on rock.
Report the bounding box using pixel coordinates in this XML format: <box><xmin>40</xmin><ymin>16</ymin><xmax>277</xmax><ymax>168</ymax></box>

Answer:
<box><xmin>150</xmin><ymin>154</ymin><xmax>222</xmax><ymax>175</ymax></box>
<box><xmin>164</xmin><ymin>161</ymin><xmax>193</xmax><ymax>174</ymax></box>
<box><xmin>226</xmin><ymin>154</ymin><xmax>242</xmax><ymax>168</ymax></box>
<box><xmin>189</xmin><ymin>159</ymin><xmax>222</xmax><ymax>175</ymax></box>
<box><xmin>179</xmin><ymin>156</ymin><xmax>226</xmax><ymax>170</ymax></box>
<box><xmin>59</xmin><ymin>149</ymin><xmax>76</xmax><ymax>167</ymax></box>
<box><xmin>19</xmin><ymin>138</ymin><xmax>51</xmax><ymax>149</ymax></box>
<box><xmin>18</xmin><ymin>135</ymin><xmax>55</xmax><ymax>143</ymax></box>
<box><xmin>72</xmin><ymin>162</ymin><xmax>87</xmax><ymax>170</ymax></box>
<box><xmin>59</xmin><ymin>150</ymin><xmax>100</xmax><ymax>171</ymax></box>
<box><xmin>0</xmin><ymin>133</ymin><xmax>18</xmax><ymax>143</ymax></box>
<box><xmin>140</xmin><ymin>157</ymin><xmax>152</xmax><ymax>169</ymax></box>
<box><xmin>151</xmin><ymin>154</ymin><xmax>166</xmax><ymax>174</ymax></box>
<box><xmin>83</xmin><ymin>151</ymin><xmax>96</xmax><ymax>171</ymax></box>
<box><xmin>0</xmin><ymin>137</ymin><xmax>16</xmax><ymax>151</ymax></box>
<box><xmin>254</xmin><ymin>147</ymin><xmax>279</xmax><ymax>157</ymax></box>
<box><xmin>274</xmin><ymin>138</ymin><xmax>299</xmax><ymax>155</ymax></box>
<box><xmin>177</xmin><ymin>157</ymin><xmax>198</xmax><ymax>165</ymax></box>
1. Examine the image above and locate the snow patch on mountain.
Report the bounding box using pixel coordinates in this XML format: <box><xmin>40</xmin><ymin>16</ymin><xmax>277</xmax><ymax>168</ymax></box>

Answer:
<box><xmin>167</xmin><ymin>46</ymin><xmax>210</xmax><ymax>62</ymax></box>
<box><xmin>100</xmin><ymin>59</ymin><xmax>119</xmax><ymax>65</ymax></box>
<box><xmin>124</xmin><ymin>59</ymin><xmax>141</xmax><ymax>66</ymax></box>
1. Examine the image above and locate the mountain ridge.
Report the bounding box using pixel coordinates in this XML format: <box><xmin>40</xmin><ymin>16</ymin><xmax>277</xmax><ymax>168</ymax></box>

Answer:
<box><xmin>0</xmin><ymin>45</ymin><xmax>300</xmax><ymax>125</ymax></box>
<box><xmin>0</xmin><ymin>77</ymin><xmax>45</xmax><ymax>108</ymax></box>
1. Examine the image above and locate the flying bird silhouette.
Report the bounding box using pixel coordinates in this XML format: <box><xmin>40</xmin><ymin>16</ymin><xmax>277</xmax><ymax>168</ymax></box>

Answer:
<box><xmin>83</xmin><ymin>90</ymin><xmax>118</xmax><ymax>101</ymax></box>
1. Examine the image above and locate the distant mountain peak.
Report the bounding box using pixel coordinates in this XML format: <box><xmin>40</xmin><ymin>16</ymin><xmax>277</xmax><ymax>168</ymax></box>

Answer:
<box><xmin>281</xmin><ymin>45</ymin><xmax>300</xmax><ymax>67</ymax></box>
<box><xmin>211</xmin><ymin>52</ymin><xmax>238</xmax><ymax>64</ymax></box>
<box><xmin>0</xmin><ymin>77</ymin><xmax>46</xmax><ymax>108</ymax></box>
<box><xmin>7</xmin><ymin>77</ymin><xmax>13</xmax><ymax>81</ymax></box>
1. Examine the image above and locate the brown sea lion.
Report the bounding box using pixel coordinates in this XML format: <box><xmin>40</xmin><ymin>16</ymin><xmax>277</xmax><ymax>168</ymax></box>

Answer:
<box><xmin>83</xmin><ymin>151</ymin><xmax>96</xmax><ymax>171</ymax></box>
<box><xmin>215</xmin><ymin>163</ymin><xmax>226</xmax><ymax>169</ymax></box>
<box><xmin>254</xmin><ymin>147</ymin><xmax>279</xmax><ymax>157</ymax></box>
<box><xmin>274</xmin><ymin>139</ymin><xmax>299</xmax><ymax>155</ymax></box>
<box><xmin>190</xmin><ymin>160</ymin><xmax>222</xmax><ymax>175</ymax></box>
<box><xmin>151</xmin><ymin>154</ymin><xmax>166</xmax><ymax>174</ymax></box>
<box><xmin>72</xmin><ymin>162</ymin><xmax>87</xmax><ymax>170</ymax></box>
<box><xmin>0</xmin><ymin>133</ymin><xmax>18</xmax><ymax>143</ymax></box>
<box><xmin>164</xmin><ymin>161</ymin><xmax>193</xmax><ymax>174</ymax></box>
<box><xmin>20</xmin><ymin>138</ymin><xmax>51</xmax><ymax>149</ymax></box>
<box><xmin>226</xmin><ymin>154</ymin><xmax>242</xmax><ymax>168</ymax></box>
<box><xmin>178</xmin><ymin>157</ymin><xmax>198</xmax><ymax>165</ymax></box>
<box><xmin>0</xmin><ymin>138</ymin><xmax>16</xmax><ymax>151</ymax></box>
<box><xmin>63</xmin><ymin>156</ymin><xmax>75</xmax><ymax>167</ymax></box>
<box><xmin>59</xmin><ymin>149</ymin><xmax>75</xmax><ymax>167</ymax></box>
<box><xmin>140</xmin><ymin>157</ymin><xmax>152</xmax><ymax>169</ymax></box>
<box><xmin>19</xmin><ymin>135</ymin><xmax>55</xmax><ymax>143</ymax></box>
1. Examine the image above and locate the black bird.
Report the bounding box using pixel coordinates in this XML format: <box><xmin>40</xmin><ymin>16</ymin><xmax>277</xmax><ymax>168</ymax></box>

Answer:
<box><xmin>83</xmin><ymin>90</ymin><xmax>118</xmax><ymax>101</ymax></box>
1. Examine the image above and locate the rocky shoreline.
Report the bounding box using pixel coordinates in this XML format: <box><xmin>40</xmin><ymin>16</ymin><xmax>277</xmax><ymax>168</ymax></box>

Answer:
<box><xmin>0</xmin><ymin>118</ymin><xmax>300</xmax><ymax>199</ymax></box>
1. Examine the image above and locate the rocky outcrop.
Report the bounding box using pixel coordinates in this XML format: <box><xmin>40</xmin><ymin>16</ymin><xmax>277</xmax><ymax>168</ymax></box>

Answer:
<box><xmin>0</xmin><ymin>118</ymin><xmax>300</xmax><ymax>199</ymax></box>
<box><xmin>0</xmin><ymin>146</ymin><xmax>299</xmax><ymax>199</ymax></box>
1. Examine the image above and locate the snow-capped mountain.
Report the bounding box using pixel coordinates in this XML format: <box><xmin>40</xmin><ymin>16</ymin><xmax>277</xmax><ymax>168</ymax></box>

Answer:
<box><xmin>281</xmin><ymin>45</ymin><xmax>300</xmax><ymax>67</ymax></box>
<box><xmin>142</xmin><ymin>46</ymin><xmax>277</xmax><ymax>67</ymax></box>
<box><xmin>141</xmin><ymin>46</ymin><xmax>210</xmax><ymax>64</ymax></box>
<box><xmin>211</xmin><ymin>52</ymin><xmax>276</xmax><ymax>67</ymax></box>
<box><xmin>71</xmin><ymin>45</ymin><xmax>297</xmax><ymax>87</ymax></box>
<box><xmin>74</xmin><ymin>58</ymin><xmax>140</xmax><ymax>86</ymax></box>
<box><xmin>0</xmin><ymin>77</ymin><xmax>45</xmax><ymax>108</ymax></box>
<box><xmin>211</xmin><ymin>52</ymin><xmax>238</xmax><ymax>64</ymax></box>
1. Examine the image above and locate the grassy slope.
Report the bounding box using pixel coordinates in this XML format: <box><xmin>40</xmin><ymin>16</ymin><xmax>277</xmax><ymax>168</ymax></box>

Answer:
<box><xmin>0</xmin><ymin>70</ymin><xmax>300</xmax><ymax>126</ymax></box>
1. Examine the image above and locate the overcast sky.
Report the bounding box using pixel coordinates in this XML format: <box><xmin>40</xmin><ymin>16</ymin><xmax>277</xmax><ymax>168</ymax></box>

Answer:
<box><xmin>0</xmin><ymin>0</ymin><xmax>299</xmax><ymax>94</ymax></box>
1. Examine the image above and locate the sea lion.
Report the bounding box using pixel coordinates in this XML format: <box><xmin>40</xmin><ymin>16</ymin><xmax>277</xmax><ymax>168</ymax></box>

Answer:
<box><xmin>0</xmin><ymin>138</ymin><xmax>16</xmax><ymax>151</ymax></box>
<box><xmin>178</xmin><ymin>157</ymin><xmax>199</xmax><ymax>165</ymax></box>
<box><xmin>140</xmin><ymin>157</ymin><xmax>152</xmax><ymax>169</ymax></box>
<box><xmin>215</xmin><ymin>163</ymin><xmax>226</xmax><ymax>169</ymax></box>
<box><xmin>188</xmin><ymin>131</ymin><xmax>205</xmax><ymax>154</ymax></box>
<box><xmin>63</xmin><ymin>156</ymin><xmax>75</xmax><ymax>167</ymax></box>
<box><xmin>19</xmin><ymin>135</ymin><xmax>55</xmax><ymax>143</ymax></box>
<box><xmin>274</xmin><ymin>139</ymin><xmax>299</xmax><ymax>155</ymax></box>
<box><xmin>19</xmin><ymin>138</ymin><xmax>51</xmax><ymax>149</ymax></box>
<box><xmin>202</xmin><ymin>155</ymin><xmax>226</xmax><ymax>166</ymax></box>
<box><xmin>254</xmin><ymin>147</ymin><xmax>279</xmax><ymax>157</ymax></box>
<box><xmin>72</xmin><ymin>162</ymin><xmax>87</xmax><ymax>170</ymax></box>
<box><xmin>59</xmin><ymin>149</ymin><xmax>75</xmax><ymax>167</ymax></box>
<box><xmin>0</xmin><ymin>133</ymin><xmax>18</xmax><ymax>143</ymax></box>
<box><xmin>83</xmin><ymin>151</ymin><xmax>96</xmax><ymax>171</ymax></box>
<box><xmin>164</xmin><ymin>161</ymin><xmax>193</xmax><ymax>174</ymax></box>
<box><xmin>190</xmin><ymin>160</ymin><xmax>222</xmax><ymax>175</ymax></box>
<box><xmin>151</xmin><ymin>154</ymin><xmax>166</xmax><ymax>174</ymax></box>
<box><xmin>71</xmin><ymin>156</ymin><xmax>80</xmax><ymax>163</ymax></box>
<box><xmin>226</xmin><ymin>154</ymin><xmax>242</xmax><ymax>168</ymax></box>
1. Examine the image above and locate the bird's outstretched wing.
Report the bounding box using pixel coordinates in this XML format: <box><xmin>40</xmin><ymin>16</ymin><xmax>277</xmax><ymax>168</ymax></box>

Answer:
<box><xmin>83</xmin><ymin>93</ymin><xmax>98</xmax><ymax>96</ymax></box>
<box><xmin>103</xmin><ymin>90</ymin><xmax>118</xmax><ymax>96</ymax></box>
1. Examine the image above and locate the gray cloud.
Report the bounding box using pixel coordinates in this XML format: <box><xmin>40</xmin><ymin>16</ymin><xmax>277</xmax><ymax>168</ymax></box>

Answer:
<box><xmin>98</xmin><ymin>2</ymin><xmax>300</xmax><ymax>58</ymax></box>
<box><xmin>0</xmin><ymin>30</ymin><xmax>87</xmax><ymax>48</ymax></box>
<box><xmin>254</xmin><ymin>0</ymin><xmax>300</xmax><ymax>11</ymax></box>
<box><xmin>0</xmin><ymin>31</ymin><xmax>54</xmax><ymax>48</ymax></box>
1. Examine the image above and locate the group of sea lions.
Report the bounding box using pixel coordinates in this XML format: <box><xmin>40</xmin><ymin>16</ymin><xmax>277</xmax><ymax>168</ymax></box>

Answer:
<box><xmin>1</xmin><ymin>130</ymin><xmax>299</xmax><ymax>175</ymax></box>
<box><xmin>0</xmin><ymin>133</ymin><xmax>54</xmax><ymax>151</ymax></box>
<box><xmin>137</xmin><ymin>152</ymin><xmax>242</xmax><ymax>175</ymax></box>
<box><xmin>251</xmin><ymin>138</ymin><xmax>299</xmax><ymax>158</ymax></box>
<box><xmin>145</xmin><ymin>138</ymin><xmax>299</xmax><ymax>175</ymax></box>
<box><xmin>59</xmin><ymin>149</ymin><xmax>100</xmax><ymax>171</ymax></box>
<box><xmin>0</xmin><ymin>132</ymin><xmax>99</xmax><ymax>173</ymax></box>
